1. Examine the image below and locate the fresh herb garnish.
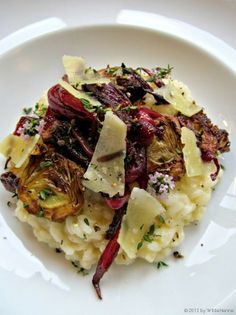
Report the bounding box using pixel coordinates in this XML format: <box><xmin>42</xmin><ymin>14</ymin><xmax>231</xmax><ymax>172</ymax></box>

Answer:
<box><xmin>106</xmin><ymin>63</ymin><xmax>129</xmax><ymax>76</ymax></box>
<box><xmin>159</xmin><ymin>215</ymin><xmax>165</xmax><ymax>224</ymax></box>
<box><xmin>137</xmin><ymin>241</ymin><xmax>143</xmax><ymax>250</ymax></box>
<box><xmin>157</xmin><ymin>261</ymin><xmax>168</xmax><ymax>269</ymax></box>
<box><xmin>80</xmin><ymin>98</ymin><xmax>96</xmax><ymax>113</ymax></box>
<box><xmin>85</xmin><ymin>67</ymin><xmax>97</xmax><ymax>74</ymax></box>
<box><xmin>22</xmin><ymin>118</ymin><xmax>40</xmax><ymax>136</ymax></box>
<box><xmin>37</xmin><ymin>208</ymin><xmax>45</xmax><ymax>217</ymax></box>
<box><xmin>39</xmin><ymin>188</ymin><xmax>53</xmax><ymax>200</ymax></box>
<box><xmin>147</xmin><ymin>65</ymin><xmax>173</xmax><ymax>82</ymax></box>
<box><xmin>220</xmin><ymin>164</ymin><xmax>225</xmax><ymax>170</ymax></box>
<box><xmin>40</xmin><ymin>160</ymin><xmax>53</xmax><ymax>169</ymax></box>
<box><xmin>137</xmin><ymin>224</ymin><xmax>157</xmax><ymax>250</ymax></box>
<box><xmin>84</xmin><ymin>218</ymin><xmax>90</xmax><ymax>226</ymax></box>
<box><xmin>23</xmin><ymin>107</ymin><xmax>32</xmax><ymax>115</ymax></box>
<box><xmin>143</xmin><ymin>224</ymin><xmax>155</xmax><ymax>243</ymax></box>
<box><xmin>122</xmin><ymin>105</ymin><xmax>137</xmax><ymax>112</ymax></box>
<box><xmin>34</xmin><ymin>103</ymin><xmax>47</xmax><ymax>117</ymax></box>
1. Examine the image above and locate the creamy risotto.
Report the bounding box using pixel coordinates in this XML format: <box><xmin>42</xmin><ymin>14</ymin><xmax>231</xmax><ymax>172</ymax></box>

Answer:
<box><xmin>0</xmin><ymin>56</ymin><xmax>230</xmax><ymax>298</ymax></box>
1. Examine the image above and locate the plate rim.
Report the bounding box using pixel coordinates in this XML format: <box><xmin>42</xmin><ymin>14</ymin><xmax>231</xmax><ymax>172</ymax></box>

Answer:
<box><xmin>0</xmin><ymin>23</ymin><xmax>236</xmax><ymax>78</ymax></box>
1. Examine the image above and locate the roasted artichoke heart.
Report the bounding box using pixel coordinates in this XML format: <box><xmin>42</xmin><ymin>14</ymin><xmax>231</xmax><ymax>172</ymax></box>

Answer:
<box><xmin>18</xmin><ymin>151</ymin><xmax>85</xmax><ymax>222</ymax></box>
<box><xmin>147</xmin><ymin>116</ymin><xmax>185</xmax><ymax>180</ymax></box>
<box><xmin>147</xmin><ymin>116</ymin><xmax>182</xmax><ymax>165</ymax></box>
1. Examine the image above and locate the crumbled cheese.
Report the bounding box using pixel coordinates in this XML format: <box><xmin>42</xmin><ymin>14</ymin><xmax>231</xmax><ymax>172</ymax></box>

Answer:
<box><xmin>83</xmin><ymin>111</ymin><xmax>127</xmax><ymax>197</ymax></box>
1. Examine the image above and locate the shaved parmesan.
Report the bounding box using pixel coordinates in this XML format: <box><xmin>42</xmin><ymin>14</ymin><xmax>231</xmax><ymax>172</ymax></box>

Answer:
<box><xmin>63</xmin><ymin>55</ymin><xmax>110</xmax><ymax>86</ymax></box>
<box><xmin>156</xmin><ymin>79</ymin><xmax>201</xmax><ymax>117</ymax></box>
<box><xmin>59</xmin><ymin>79</ymin><xmax>101</xmax><ymax>107</ymax></box>
<box><xmin>0</xmin><ymin>134</ymin><xmax>40</xmax><ymax>168</ymax></box>
<box><xmin>83</xmin><ymin>111</ymin><xmax>127</xmax><ymax>197</ymax></box>
<box><xmin>118</xmin><ymin>188</ymin><xmax>165</xmax><ymax>259</ymax></box>
<box><xmin>181</xmin><ymin>127</ymin><xmax>204</xmax><ymax>177</ymax></box>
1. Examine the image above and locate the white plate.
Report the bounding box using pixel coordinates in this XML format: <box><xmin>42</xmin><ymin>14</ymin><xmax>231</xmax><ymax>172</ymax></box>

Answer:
<box><xmin>0</xmin><ymin>25</ymin><xmax>236</xmax><ymax>315</ymax></box>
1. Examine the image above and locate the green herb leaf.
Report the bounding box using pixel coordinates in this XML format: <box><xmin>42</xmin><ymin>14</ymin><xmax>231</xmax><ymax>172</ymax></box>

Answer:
<box><xmin>40</xmin><ymin>160</ymin><xmax>53</xmax><ymax>169</ymax></box>
<box><xmin>39</xmin><ymin>188</ymin><xmax>53</xmax><ymax>200</ymax></box>
<box><xmin>137</xmin><ymin>241</ymin><xmax>143</xmax><ymax>250</ymax></box>
<box><xmin>84</xmin><ymin>218</ymin><xmax>90</xmax><ymax>226</ymax></box>
<box><xmin>220</xmin><ymin>164</ymin><xmax>225</xmax><ymax>170</ymax></box>
<box><xmin>37</xmin><ymin>208</ymin><xmax>45</xmax><ymax>217</ymax></box>
<box><xmin>147</xmin><ymin>65</ymin><xmax>173</xmax><ymax>82</ymax></box>
<box><xmin>159</xmin><ymin>215</ymin><xmax>165</xmax><ymax>224</ymax></box>
<box><xmin>122</xmin><ymin>105</ymin><xmax>137</xmax><ymax>112</ymax></box>
<box><xmin>149</xmin><ymin>224</ymin><xmax>155</xmax><ymax>236</ymax></box>
<box><xmin>23</xmin><ymin>107</ymin><xmax>32</xmax><ymax>115</ymax></box>
<box><xmin>78</xmin><ymin>267</ymin><xmax>89</xmax><ymax>276</ymax></box>
<box><xmin>71</xmin><ymin>261</ymin><xmax>79</xmax><ymax>268</ymax></box>
<box><xmin>34</xmin><ymin>103</ymin><xmax>47</xmax><ymax>117</ymax></box>
<box><xmin>157</xmin><ymin>261</ymin><xmax>168</xmax><ymax>269</ymax></box>
<box><xmin>139</xmin><ymin>224</ymin><xmax>144</xmax><ymax>230</ymax></box>
<box><xmin>143</xmin><ymin>234</ymin><xmax>152</xmax><ymax>242</ymax></box>
<box><xmin>80</xmin><ymin>98</ymin><xmax>96</xmax><ymax>113</ymax></box>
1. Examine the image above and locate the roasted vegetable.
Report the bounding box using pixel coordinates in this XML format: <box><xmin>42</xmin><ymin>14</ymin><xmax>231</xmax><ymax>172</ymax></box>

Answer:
<box><xmin>92</xmin><ymin>229</ymin><xmax>120</xmax><ymax>300</ymax></box>
<box><xmin>147</xmin><ymin>115</ymin><xmax>184</xmax><ymax>180</ymax></box>
<box><xmin>17</xmin><ymin>150</ymin><xmax>85</xmax><ymax>221</ymax></box>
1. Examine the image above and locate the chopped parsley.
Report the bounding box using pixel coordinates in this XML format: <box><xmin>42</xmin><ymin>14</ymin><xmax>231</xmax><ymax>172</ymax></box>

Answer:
<box><xmin>23</xmin><ymin>107</ymin><xmax>32</xmax><ymax>115</ymax></box>
<box><xmin>157</xmin><ymin>261</ymin><xmax>168</xmax><ymax>269</ymax></box>
<box><xmin>39</xmin><ymin>188</ymin><xmax>53</xmax><ymax>200</ymax></box>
